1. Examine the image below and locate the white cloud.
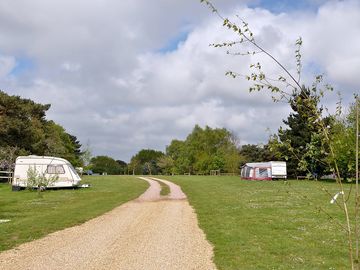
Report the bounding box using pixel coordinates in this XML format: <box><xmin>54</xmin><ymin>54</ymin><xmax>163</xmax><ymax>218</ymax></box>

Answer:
<box><xmin>0</xmin><ymin>0</ymin><xmax>359</xmax><ymax>161</ymax></box>
<box><xmin>303</xmin><ymin>0</ymin><xmax>360</xmax><ymax>88</ymax></box>
<box><xmin>61</xmin><ymin>62</ymin><xmax>81</xmax><ymax>72</ymax></box>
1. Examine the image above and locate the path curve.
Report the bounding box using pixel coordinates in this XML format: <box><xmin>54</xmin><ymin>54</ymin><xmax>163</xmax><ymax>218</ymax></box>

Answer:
<box><xmin>150</xmin><ymin>177</ymin><xmax>187</xmax><ymax>200</ymax></box>
<box><xmin>0</xmin><ymin>177</ymin><xmax>216</xmax><ymax>270</ymax></box>
<box><xmin>136</xmin><ymin>177</ymin><xmax>162</xmax><ymax>201</ymax></box>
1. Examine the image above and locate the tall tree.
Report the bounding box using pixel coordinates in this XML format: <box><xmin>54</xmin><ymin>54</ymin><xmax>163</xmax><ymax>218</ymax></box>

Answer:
<box><xmin>0</xmin><ymin>90</ymin><xmax>49</xmax><ymax>154</ymax></box>
<box><xmin>330</xmin><ymin>101</ymin><xmax>359</xmax><ymax>180</ymax></box>
<box><xmin>156</xmin><ymin>155</ymin><xmax>175</xmax><ymax>175</ymax></box>
<box><xmin>0</xmin><ymin>91</ymin><xmax>83</xmax><ymax>166</ymax></box>
<box><xmin>240</xmin><ymin>144</ymin><xmax>266</xmax><ymax>163</ymax></box>
<box><xmin>116</xmin><ymin>160</ymin><xmax>128</xmax><ymax>175</ymax></box>
<box><xmin>166</xmin><ymin>139</ymin><xmax>192</xmax><ymax>174</ymax></box>
<box><xmin>277</xmin><ymin>88</ymin><xmax>330</xmax><ymax>178</ymax></box>
<box><xmin>166</xmin><ymin>125</ymin><xmax>241</xmax><ymax>174</ymax></box>
<box><xmin>90</xmin><ymin>156</ymin><xmax>123</xmax><ymax>175</ymax></box>
<box><xmin>129</xmin><ymin>149</ymin><xmax>164</xmax><ymax>175</ymax></box>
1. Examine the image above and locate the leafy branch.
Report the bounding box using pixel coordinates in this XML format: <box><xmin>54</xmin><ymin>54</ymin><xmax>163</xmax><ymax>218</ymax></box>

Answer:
<box><xmin>201</xmin><ymin>0</ymin><xmax>359</xmax><ymax>268</ymax></box>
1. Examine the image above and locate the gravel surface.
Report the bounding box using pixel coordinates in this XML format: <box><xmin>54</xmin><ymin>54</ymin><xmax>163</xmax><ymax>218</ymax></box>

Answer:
<box><xmin>150</xmin><ymin>177</ymin><xmax>187</xmax><ymax>200</ymax></box>
<box><xmin>0</xmin><ymin>177</ymin><xmax>217</xmax><ymax>270</ymax></box>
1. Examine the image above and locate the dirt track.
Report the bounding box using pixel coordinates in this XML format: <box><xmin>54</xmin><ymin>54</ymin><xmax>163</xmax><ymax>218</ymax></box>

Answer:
<box><xmin>0</xmin><ymin>177</ymin><xmax>216</xmax><ymax>270</ymax></box>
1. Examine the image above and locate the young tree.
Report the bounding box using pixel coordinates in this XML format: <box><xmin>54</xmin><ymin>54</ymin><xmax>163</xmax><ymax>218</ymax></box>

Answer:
<box><xmin>26</xmin><ymin>166</ymin><xmax>58</xmax><ymax>195</ymax></box>
<box><xmin>200</xmin><ymin>1</ymin><xmax>358</xmax><ymax>267</ymax></box>
<box><xmin>81</xmin><ymin>141</ymin><xmax>92</xmax><ymax>168</ymax></box>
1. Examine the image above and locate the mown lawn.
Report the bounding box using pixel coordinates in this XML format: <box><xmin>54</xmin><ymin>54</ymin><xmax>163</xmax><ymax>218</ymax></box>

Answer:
<box><xmin>0</xmin><ymin>175</ymin><xmax>148</xmax><ymax>252</ymax></box>
<box><xmin>161</xmin><ymin>176</ymin><xmax>352</xmax><ymax>270</ymax></box>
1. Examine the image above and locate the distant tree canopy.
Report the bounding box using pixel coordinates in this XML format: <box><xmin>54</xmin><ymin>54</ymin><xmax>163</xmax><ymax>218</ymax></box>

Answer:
<box><xmin>90</xmin><ymin>156</ymin><xmax>126</xmax><ymax>175</ymax></box>
<box><xmin>239</xmin><ymin>144</ymin><xmax>276</xmax><ymax>164</ymax></box>
<box><xmin>0</xmin><ymin>90</ymin><xmax>83</xmax><ymax>167</ymax></box>
<box><xmin>129</xmin><ymin>149</ymin><xmax>164</xmax><ymax>175</ymax></box>
<box><xmin>166</xmin><ymin>125</ymin><xmax>241</xmax><ymax>175</ymax></box>
<box><xmin>116</xmin><ymin>160</ymin><xmax>128</xmax><ymax>174</ymax></box>
<box><xmin>129</xmin><ymin>99</ymin><xmax>358</xmax><ymax>177</ymax></box>
<box><xmin>2</xmin><ymin>90</ymin><xmax>357</xmax><ymax>179</ymax></box>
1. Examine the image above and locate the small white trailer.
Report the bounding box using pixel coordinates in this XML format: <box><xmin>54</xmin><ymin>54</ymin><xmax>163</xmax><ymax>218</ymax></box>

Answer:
<box><xmin>12</xmin><ymin>155</ymin><xmax>81</xmax><ymax>191</ymax></box>
<box><xmin>241</xmin><ymin>161</ymin><xmax>287</xmax><ymax>180</ymax></box>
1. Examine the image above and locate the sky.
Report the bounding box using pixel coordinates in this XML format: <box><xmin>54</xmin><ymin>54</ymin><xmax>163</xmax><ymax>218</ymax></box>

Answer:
<box><xmin>0</xmin><ymin>0</ymin><xmax>359</xmax><ymax>162</ymax></box>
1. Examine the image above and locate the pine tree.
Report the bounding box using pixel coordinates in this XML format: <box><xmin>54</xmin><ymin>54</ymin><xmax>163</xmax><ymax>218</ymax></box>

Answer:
<box><xmin>278</xmin><ymin>87</ymin><xmax>330</xmax><ymax>178</ymax></box>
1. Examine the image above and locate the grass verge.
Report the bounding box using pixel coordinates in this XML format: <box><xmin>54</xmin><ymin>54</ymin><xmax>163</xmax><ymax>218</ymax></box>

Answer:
<box><xmin>159</xmin><ymin>181</ymin><xmax>170</xmax><ymax>196</ymax></box>
<box><xmin>160</xmin><ymin>176</ymin><xmax>352</xmax><ymax>269</ymax></box>
<box><xmin>0</xmin><ymin>175</ymin><xmax>148</xmax><ymax>252</ymax></box>
<box><xmin>151</xmin><ymin>178</ymin><xmax>170</xmax><ymax>196</ymax></box>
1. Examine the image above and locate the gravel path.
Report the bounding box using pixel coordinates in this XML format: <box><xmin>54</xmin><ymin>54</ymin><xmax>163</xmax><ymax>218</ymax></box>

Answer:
<box><xmin>150</xmin><ymin>177</ymin><xmax>187</xmax><ymax>200</ymax></box>
<box><xmin>0</xmin><ymin>177</ymin><xmax>216</xmax><ymax>270</ymax></box>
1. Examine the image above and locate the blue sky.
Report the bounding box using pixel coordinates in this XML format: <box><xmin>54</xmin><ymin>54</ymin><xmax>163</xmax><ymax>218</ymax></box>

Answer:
<box><xmin>10</xmin><ymin>57</ymin><xmax>34</xmax><ymax>76</ymax></box>
<box><xmin>251</xmin><ymin>0</ymin><xmax>327</xmax><ymax>13</ymax></box>
<box><xmin>158</xmin><ymin>31</ymin><xmax>189</xmax><ymax>53</ymax></box>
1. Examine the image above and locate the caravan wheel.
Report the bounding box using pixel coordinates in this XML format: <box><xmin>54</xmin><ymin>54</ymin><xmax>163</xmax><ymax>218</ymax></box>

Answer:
<box><xmin>12</xmin><ymin>185</ymin><xmax>21</xmax><ymax>192</ymax></box>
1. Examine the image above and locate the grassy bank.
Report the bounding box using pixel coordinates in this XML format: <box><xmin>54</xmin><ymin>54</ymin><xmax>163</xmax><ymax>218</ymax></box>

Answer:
<box><xmin>161</xmin><ymin>176</ymin><xmax>352</xmax><ymax>269</ymax></box>
<box><xmin>0</xmin><ymin>175</ymin><xmax>148</xmax><ymax>252</ymax></box>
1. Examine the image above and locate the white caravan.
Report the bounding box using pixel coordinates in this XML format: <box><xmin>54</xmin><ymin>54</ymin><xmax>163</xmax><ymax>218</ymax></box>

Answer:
<box><xmin>241</xmin><ymin>161</ymin><xmax>287</xmax><ymax>180</ymax></box>
<box><xmin>12</xmin><ymin>156</ymin><xmax>81</xmax><ymax>190</ymax></box>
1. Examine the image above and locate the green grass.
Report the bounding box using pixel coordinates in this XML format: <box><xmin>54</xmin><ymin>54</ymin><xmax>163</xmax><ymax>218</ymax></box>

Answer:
<box><xmin>152</xmin><ymin>179</ymin><xmax>170</xmax><ymax>196</ymax></box>
<box><xmin>160</xmin><ymin>176</ymin><xmax>352</xmax><ymax>269</ymax></box>
<box><xmin>0</xmin><ymin>175</ymin><xmax>148</xmax><ymax>252</ymax></box>
<box><xmin>159</xmin><ymin>181</ymin><xmax>170</xmax><ymax>196</ymax></box>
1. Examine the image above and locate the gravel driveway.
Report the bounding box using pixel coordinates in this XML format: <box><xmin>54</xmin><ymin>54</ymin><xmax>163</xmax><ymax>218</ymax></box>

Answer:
<box><xmin>0</xmin><ymin>177</ymin><xmax>216</xmax><ymax>270</ymax></box>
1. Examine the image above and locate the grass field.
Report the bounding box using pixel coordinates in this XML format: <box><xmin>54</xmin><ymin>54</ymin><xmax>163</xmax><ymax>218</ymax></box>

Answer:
<box><xmin>160</xmin><ymin>176</ymin><xmax>353</xmax><ymax>269</ymax></box>
<box><xmin>0</xmin><ymin>175</ymin><xmax>148</xmax><ymax>252</ymax></box>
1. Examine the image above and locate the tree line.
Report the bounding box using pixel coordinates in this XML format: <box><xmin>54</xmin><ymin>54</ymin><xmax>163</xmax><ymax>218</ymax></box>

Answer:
<box><xmin>1</xmin><ymin>90</ymin><xmax>358</xmax><ymax>179</ymax></box>
<box><xmin>128</xmin><ymin>125</ymin><xmax>241</xmax><ymax>175</ymax></box>
<box><xmin>0</xmin><ymin>91</ymin><xmax>83</xmax><ymax>169</ymax></box>
<box><xmin>125</xmin><ymin>90</ymin><xmax>358</xmax><ymax>179</ymax></box>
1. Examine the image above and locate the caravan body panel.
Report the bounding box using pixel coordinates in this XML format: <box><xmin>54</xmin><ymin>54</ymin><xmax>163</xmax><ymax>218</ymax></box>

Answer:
<box><xmin>270</xmin><ymin>161</ymin><xmax>287</xmax><ymax>179</ymax></box>
<box><xmin>12</xmin><ymin>156</ymin><xmax>81</xmax><ymax>188</ymax></box>
<box><xmin>241</xmin><ymin>161</ymin><xmax>287</xmax><ymax>180</ymax></box>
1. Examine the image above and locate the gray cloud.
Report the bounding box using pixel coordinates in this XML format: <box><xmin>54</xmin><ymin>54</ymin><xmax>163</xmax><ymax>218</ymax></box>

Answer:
<box><xmin>0</xmin><ymin>0</ymin><xmax>359</xmax><ymax>162</ymax></box>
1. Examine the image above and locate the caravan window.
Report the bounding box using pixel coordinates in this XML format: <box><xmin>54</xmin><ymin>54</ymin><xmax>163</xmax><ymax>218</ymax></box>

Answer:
<box><xmin>245</xmin><ymin>167</ymin><xmax>251</xmax><ymax>177</ymax></box>
<box><xmin>255</xmin><ymin>168</ymin><xmax>269</xmax><ymax>178</ymax></box>
<box><xmin>46</xmin><ymin>165</ymin><xmax>65</xmax><ymax>174</ymax></box>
